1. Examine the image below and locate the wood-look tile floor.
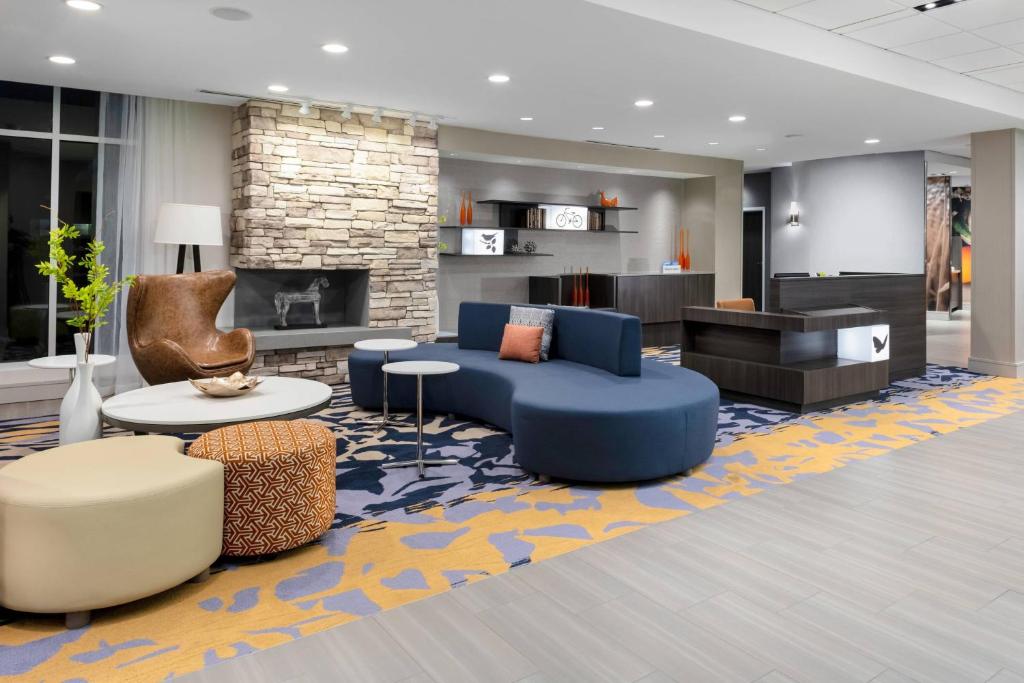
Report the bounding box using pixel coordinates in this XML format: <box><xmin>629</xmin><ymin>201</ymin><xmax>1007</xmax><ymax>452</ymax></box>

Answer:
<box><xmin>180</xmin><ymin>410</ymin><xmax>1024</xmax><ymax>683</ymax></box>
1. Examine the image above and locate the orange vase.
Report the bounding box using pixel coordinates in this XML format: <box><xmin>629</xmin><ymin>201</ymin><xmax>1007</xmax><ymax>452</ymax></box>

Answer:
<box><xmin>467</xmin><ymin>192</ymin><xmax>473</xmax><ymax>225</ymax></box>
<box><xmin>678</xmin><ymin>227</ymin><xmax>685</xmax><ymax>267</ymax></box>
<box><xmin>584</xmin><ymin>268</ymin><xmax>591</xmax><ymax>307</ymax></box>
<box><xmin>459</xmin><ymin>193</ymin><xmax>466</xmax><ymax>225</ymax></box>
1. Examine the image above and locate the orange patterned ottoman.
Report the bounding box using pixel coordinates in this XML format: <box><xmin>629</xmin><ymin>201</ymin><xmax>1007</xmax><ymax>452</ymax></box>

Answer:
<box><xmin>188</xmin><ymin>420</ymin><xmax>336</xmax><ymax>556</ymax></box>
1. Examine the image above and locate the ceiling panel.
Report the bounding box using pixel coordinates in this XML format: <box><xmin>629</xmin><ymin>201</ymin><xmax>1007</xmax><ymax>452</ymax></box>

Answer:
<box><xmin>926</xmin><ymin>0</ymin><xmax>1024</xmax><ymax>31</ymax></box>
<box><xmin>973</xmin><ymin>63</ymin><xmax>1024</xmax><ymax>84</ymax></box>
<box><xmin>779</xmin><ymin>0</ymin><xmax>906</xmax><ymax>30</ymax></box>
<box><xmin>893</xmin><ymin>32</ymin><xmax>998</xmax><ymax>60</ymax></box>
<box><xmin>736</xmin><ymin>0</ymin><xmax>811</xmax><ymax>11</ymax></box>
<box><xmin>845</xmin><ymin>14</ymin><xmax>961</xmax><ymax>47</ymax></box>
<box><xmin>739</xmin><ymin>0</ymin><xmax>1024</xmax><ymax>95</ymax></box>
<box><xmin>934</xmin><ymin>46</ymin><xmax>1024</xmax><ymax>72</ymax></box>
<box><xmin>972</xmin><ymin>18</ymin><xmax>1024</xmax><ymax>45</ymax></box>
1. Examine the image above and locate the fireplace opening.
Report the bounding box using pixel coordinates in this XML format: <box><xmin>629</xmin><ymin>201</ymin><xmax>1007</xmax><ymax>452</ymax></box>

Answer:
<box><xmin>233</xmin><ymin>269</ymin><xmax>370</xmax><ymax>331</ymax></box>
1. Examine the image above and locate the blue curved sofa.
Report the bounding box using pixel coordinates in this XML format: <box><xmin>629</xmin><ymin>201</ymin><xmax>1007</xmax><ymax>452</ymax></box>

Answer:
<box><xmin>349</xmin><ymin>302</ymin><xmax>719</xmax><ymax>482</ymax></box>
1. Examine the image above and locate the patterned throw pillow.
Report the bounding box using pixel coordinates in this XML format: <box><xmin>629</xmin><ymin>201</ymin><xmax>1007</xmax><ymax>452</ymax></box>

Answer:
<box><xmin>498</xmin><ymin>324</ymin><xmax>544</xmax><ymax>363</ymax></box>
<box><xmin>509</xmin><ymin>305</ymin><xmax>554</xmax><ymax>360</ymax></box>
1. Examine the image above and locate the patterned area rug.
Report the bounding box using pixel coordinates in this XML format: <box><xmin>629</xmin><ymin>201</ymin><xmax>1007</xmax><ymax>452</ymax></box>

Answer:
<box><xmin>2</xmin><ymin>346</ymin><xmax>1023</xmax><ymax>681</ymax></box>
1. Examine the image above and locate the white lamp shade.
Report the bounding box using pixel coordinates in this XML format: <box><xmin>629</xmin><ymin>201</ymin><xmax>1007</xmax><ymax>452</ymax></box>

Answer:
<box><xmin>154</xmin><ymin>203</ymin><xmax>224</xmax><ymax>246</ymax></box>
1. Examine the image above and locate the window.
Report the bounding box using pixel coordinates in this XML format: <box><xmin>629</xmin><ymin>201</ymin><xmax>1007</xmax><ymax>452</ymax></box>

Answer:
<box><xmin>0</xmin><ymin>80</ymin><xmax>123</xmax><ymax>363</ymax></box>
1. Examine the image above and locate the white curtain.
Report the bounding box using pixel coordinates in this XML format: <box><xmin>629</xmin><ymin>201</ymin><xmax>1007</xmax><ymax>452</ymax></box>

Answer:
<box><xmin>95</xmin><ymin>97</ymin><xmax>233</xmax><ymax>393</ymax></box>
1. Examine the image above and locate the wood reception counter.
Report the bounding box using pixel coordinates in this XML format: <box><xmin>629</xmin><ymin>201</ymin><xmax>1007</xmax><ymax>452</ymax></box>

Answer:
<box><xmin>770</xmin><ymin>273</ymin><xmax>925</xmax><ymax>380</ymax></box>
<box><xmin>681</xmin><ymin>305</ymin><xmax>891</xmax><ymax>413</ymax></box>
<box><xmin>529</xmin><ymin>272</ymin><xmax>714</xmax><ymax>345</ymax></box>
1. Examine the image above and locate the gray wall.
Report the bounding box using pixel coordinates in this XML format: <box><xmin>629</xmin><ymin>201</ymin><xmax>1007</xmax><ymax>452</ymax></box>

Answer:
<box><xmin>769</xmin><ymin>152</ymin><xmax>926</xmax><ymax>276</ymax></box>
<box><xmin>437</xmin><ymin>158</ymin><xmax>689</xmax><ymax>330</ymax></box>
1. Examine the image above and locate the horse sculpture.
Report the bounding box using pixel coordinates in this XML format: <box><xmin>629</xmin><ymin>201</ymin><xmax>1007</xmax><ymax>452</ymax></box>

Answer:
<box><xmin>274</xmin><ymin>277</ymin><xmax>330</xmax><ymax>329</ymax></box>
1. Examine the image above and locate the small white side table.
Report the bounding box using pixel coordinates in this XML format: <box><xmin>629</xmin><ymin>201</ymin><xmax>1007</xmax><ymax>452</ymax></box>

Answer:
<box><xmin>381</xmin><ymin>360</ymin><xmax>459</xmax><ymax>477</ymax></box>
<box><xmin>354</xmin><ymin>338</ymin><xmax>417</xmax><ymax>432</ymax></box>
<box><xmin>28</xmin><ymin>354</ymin><xmax>116</xmax><ymax>382</ymax></box>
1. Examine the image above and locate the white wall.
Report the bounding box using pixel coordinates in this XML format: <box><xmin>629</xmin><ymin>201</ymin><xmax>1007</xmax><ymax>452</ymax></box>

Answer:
<box><xmin>437</xmin><ymin>158</ymin><xmax>689</xmax><ymax>330</ymax></box>
<box><xmin>770</xmin><ymin>152</ymin><xmax>926</xmax><ymax>276</ymax></box>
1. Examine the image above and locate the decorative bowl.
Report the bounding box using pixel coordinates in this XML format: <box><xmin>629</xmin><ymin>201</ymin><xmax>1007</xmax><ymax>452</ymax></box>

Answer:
<box><xmin>189</xmin><ymin>372</ymin><xmax>263</xmax><ymax>398</ymax></box>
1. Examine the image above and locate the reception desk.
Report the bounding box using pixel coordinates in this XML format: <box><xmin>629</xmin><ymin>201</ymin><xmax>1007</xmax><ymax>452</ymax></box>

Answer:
<box><xmin>770</xmin><ymin>273</ymin><xmax>925</xmax><ymax>380</ymax></box>
<box><xmin>529</xmin><ymin>272</ymin><xmax>714</xmax><ymax>346</ymax></box>
<box><xmin>681</xmin><ymin>305</ymin><xmax>890</xmax><ymax>412</ymax></box>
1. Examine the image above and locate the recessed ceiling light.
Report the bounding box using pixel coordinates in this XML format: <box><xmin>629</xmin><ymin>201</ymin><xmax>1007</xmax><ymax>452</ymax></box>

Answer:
<box><xmin>755</xmin><ymin>147</ymin><xmax>767</xmax><ymax>151</ymax></box>
<box><xmin>729</xmin><ymin>115</ymin><xmax>747</xmax><ymax>122</ymax></box>
<box><xmin>267</xmin><ymin>84</ymin><xmax>289</xmax><ymax>93</ymax></box>
<box><xmin>592</xmin><ymin>126</ymin><xmax>605</xmax><ymax>131</ymax></box>
<box><xmin>708</xmin><ymin>141</ymin><xmax>720</xmax><ymax>146</ymax></box>
<box><xmin>520</xmin><ymin>116</ymin><xmax>533</xmax><ymax>121</ymax></box>
<box><xmin>321</xmin><ymin>43</ymin><xmax>349</xmax><ymax>54</ymax></box>
<box><xmin>210</xmin><ymin>6</ymin><xmax>252</xmax><ymax>21</ymax></box>
<box><xmin>634</xmin><ymin>99</ymin><xmax>654</xmax><ymax>107</ymax></box>
<box><xmin>653</xmin><ymin>134</ymin><xmax>665</xmax><ymax>138</ymax></box>
<box><xmin>66</xmin><ymin>0</ymin><xmax>102</xmax><ymax>10</ymax></box>
<box><xmin>488</xmin><ymin>74</ymin><xmax>510</xmax><ymax>83</ymax></box>
<box><xmin>48</xmin><ymin>55</ymin><xmax>76</xmax><ymax>65</ymax></box>
<box><xmin>864</xmin><ymin>138</ymin><xmax>881</xmax><ymax>144</ymax></box>
<box><xmin>784</xmin><ymin>133</ymin><xmax>804</xmax><ymax>139</ymax></box>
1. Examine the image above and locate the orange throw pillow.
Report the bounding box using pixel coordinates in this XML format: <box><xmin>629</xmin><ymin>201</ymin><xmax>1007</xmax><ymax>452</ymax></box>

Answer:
<box><xmin>498</xmin><ymin>324</ymin><xmax>544</xmax><ymax>363</ymax></box>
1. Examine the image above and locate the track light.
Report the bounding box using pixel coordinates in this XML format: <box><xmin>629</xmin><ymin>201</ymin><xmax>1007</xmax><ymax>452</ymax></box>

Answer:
<box><xmin>298</xmin><ymin>100</ymin><xmax>311</xmax><ymax>115</ymax></box>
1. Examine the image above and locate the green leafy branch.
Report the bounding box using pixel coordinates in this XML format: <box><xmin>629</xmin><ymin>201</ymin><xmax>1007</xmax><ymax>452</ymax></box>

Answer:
<box><xmin>35</xmin><ymin>208</ymin><xmax>136</xmax><ymax>361</ymax></box>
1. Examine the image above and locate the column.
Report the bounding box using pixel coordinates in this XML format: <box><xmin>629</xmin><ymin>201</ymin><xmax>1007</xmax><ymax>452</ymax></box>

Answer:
<box><xmin>969</xmin><ymin>128</ymin><xmax>1024</xmax><ymax>378</ymax></box>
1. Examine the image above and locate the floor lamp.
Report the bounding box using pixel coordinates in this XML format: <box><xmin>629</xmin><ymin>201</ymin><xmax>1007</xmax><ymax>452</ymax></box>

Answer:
<box><xmin>153</xmin><ymin>203</ymin><xmax>224</xmax><ymax>274</ymax></box>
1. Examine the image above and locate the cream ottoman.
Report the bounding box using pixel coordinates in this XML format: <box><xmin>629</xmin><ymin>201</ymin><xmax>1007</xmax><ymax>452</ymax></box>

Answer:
<box><xmin>0</xmin><ymin>436</ymin><xmax>223</xmax><ymax>628</ymax></box>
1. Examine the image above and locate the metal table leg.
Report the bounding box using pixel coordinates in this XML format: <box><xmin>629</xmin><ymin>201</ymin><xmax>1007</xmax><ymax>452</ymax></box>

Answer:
<box><xmin>375</xmin><ymin>350</ymin><xmax>390</xmax><ymax>432</ymax></box>
<box><xmin>382</xmin><ymin>373</ymin><xmax>457</xmax><ymax>477</ymax></box>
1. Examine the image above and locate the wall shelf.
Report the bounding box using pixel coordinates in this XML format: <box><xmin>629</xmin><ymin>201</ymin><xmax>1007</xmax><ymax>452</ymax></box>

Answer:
<box><xmin>439</xmin><ymin>252</ymin><xmax>554</xmax><ymax>258</ymax></box>
<box><xmin>439</xmin><ymin>225</ymin><xmax>638</xmax><ymax>234</ymax></box>
<box><xmin>476</xmin><ymin>199</ymin><xmax>639</xmax><ymax>211</ymax></box>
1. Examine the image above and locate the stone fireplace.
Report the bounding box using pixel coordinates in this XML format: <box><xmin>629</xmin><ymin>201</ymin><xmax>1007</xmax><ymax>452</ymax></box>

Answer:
<box><xmin>230</xmin><ymin>100</ymin><xmax>439</xmax><ymax>383</ymax></box>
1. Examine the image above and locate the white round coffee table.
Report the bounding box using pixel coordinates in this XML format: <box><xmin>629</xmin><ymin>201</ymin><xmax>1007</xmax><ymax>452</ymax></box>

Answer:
<box><xmin>381</xmin><ymin>360</ymin><xmax>459</xmax><ymax>477</ymax></box>
<box><xmin>101</xmin><ymin>376</ymin><xmax>333</xmax><ymax>434</ymax></box>
<box><xmin>354</xmin><ymin>338</ymin><xmax>418</xmax><ymax>431</ymax></box>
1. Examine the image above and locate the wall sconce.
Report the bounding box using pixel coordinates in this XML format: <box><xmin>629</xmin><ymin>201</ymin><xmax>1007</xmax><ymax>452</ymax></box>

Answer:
<box><xmin>787</xmin><ymin>201</ymin><xmax>801</xmax><ymax>227</ymax></box>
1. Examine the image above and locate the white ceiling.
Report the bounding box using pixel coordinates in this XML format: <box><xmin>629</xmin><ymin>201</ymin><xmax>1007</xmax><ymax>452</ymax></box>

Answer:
<box><xmin>1</xmin><ymin>0</ymin><xmax>1023</xmax><ymax>172</ymax></box>
<box><xmin>738</xmin><ymin>0</ymin><xmax>1024</xmax><ymax>90</ymax></box>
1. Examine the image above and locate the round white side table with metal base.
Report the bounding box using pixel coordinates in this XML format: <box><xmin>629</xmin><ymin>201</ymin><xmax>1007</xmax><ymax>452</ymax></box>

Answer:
<box><xmin>381</xmin><ymin>360</ymin><xmax>459</xmax><ymax>477</ymax></box>
<box><xmin>28</xmin><ymin>354</ymin><xmax>116</xmax><ymax>381</ymax></box>
<box><xmin>354</xmin><ymin>338</ymin><xmax>417</xmax><ymax>432</ymax></box>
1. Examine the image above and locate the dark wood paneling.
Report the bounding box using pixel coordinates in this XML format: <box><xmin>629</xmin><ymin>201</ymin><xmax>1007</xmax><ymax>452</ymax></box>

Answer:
<box><xmin>680</xmin><ymin>306</ymin><xmax>882</xmax><ymax>333</ymax></box>
<box><xmin>616</xmin><ymin>274</ymin><xmax>714</xmax><ymax>324</ymax></box>
<box><xmin>681</xmin><ymin>352</ymin><xmax>889</xmax><ymax>413</ymax></box>
<box><xmin>769</xmin><ymin>274</ymin><xmax>926</xmax><ymax>380</ymax></box>
<box><xmin>529</xmin><ymin>273</ymin><xmax>714</xmax><ymax>346</ymax></box>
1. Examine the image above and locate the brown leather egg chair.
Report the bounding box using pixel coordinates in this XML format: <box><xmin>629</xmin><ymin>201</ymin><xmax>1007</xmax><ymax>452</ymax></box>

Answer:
<box><xmin>127</xmin><ymin>270</ymin><xmax>255</xmax><ymax>385</ymax></box>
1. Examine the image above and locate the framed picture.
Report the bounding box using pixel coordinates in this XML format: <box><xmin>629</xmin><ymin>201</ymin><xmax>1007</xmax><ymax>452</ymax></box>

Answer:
<box><xmin>461</xmin><ymin>229</ymin><xmax>505</xmax><ymax>255</ymax></box>
<box><xmin>540</xmin><ymin>204</ymin><xmax>587</xmax><ymax>231</ymax></box>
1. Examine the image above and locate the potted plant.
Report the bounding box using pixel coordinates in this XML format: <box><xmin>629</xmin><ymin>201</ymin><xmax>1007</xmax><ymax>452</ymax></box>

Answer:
<box><xmin>36</xmin><ymin>212</ymin><xmax>136</xmax><ymax>443</ymax></box>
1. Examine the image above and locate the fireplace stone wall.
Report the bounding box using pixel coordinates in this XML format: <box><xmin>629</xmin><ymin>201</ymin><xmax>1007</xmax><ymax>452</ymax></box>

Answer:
<box><xmin>230</xmin><ymin>100</ymin><xmax>438</xmax><ymax>342</ymax></box>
